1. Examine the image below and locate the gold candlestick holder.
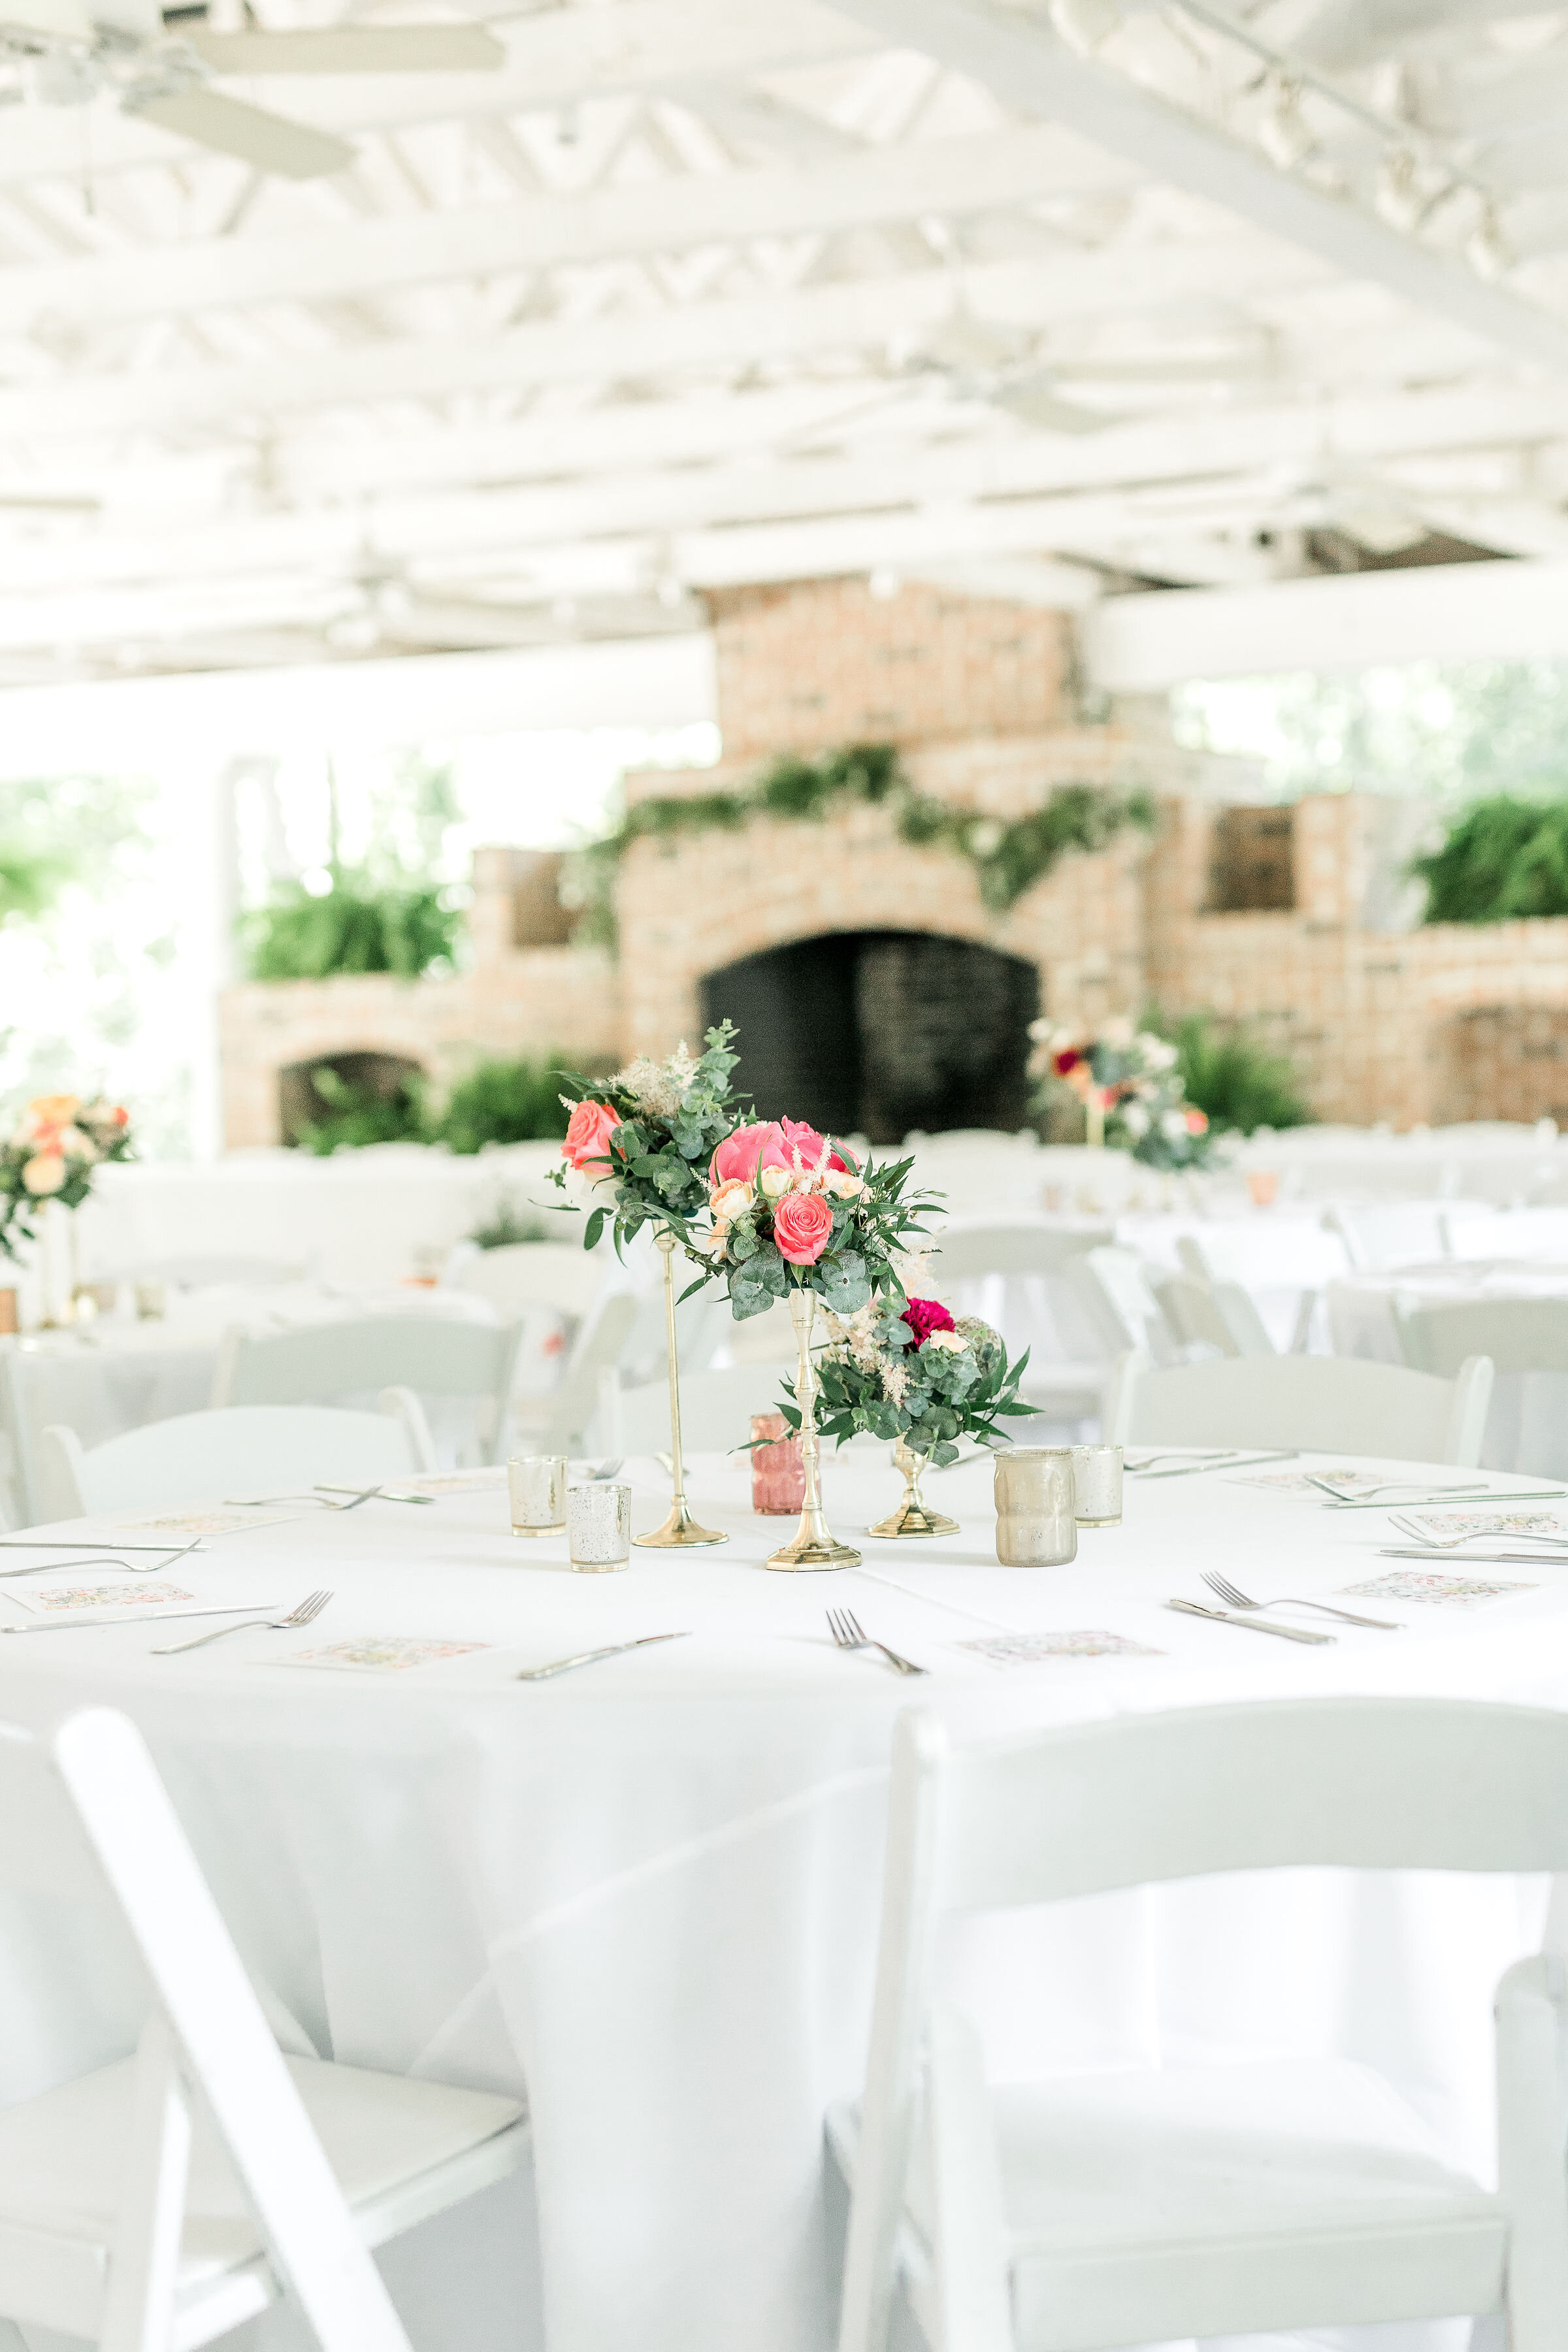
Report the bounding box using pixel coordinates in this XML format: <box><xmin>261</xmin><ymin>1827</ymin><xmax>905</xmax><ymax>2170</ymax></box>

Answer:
<box><xmin>633</xmin><ymin>1226</ymin><xmax>727</xmax><ymax>1549</ymax></box>
<box><xmin>766</xmin><ymin>1286</ymin><xmax>860</xmax><ymax>1572</ymax></box>
<box><xmin>866</xmin><ymin>1438</ymin><xmax>959</xmax><ymax>1539</ymax></box>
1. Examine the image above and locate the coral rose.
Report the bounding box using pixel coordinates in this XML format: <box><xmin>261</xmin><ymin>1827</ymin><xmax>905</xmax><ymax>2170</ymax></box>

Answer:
<box><xmin>22</xmin><ymin>1154</ymin><xmax>65</xmax><ymax>1196</ymax></box>
<box><xmin>1184</xmin><ymin>1107</ymin><xmax>1209</xmax><ymax>1135</ymax></box>
<box><xmin>771</xmin><ymin>1190</ymin><xmax>834</xmax><ymax>1266</ymax></box>
<box><xmin>561</xmin><ymin>1098</ymin><xmax>620</xmax><ymax>1174</ymax></box>
<box><xmin>900</xmin><ymin>1297</ymin><xmax>956</xmax><ymax>1350</ymax></box>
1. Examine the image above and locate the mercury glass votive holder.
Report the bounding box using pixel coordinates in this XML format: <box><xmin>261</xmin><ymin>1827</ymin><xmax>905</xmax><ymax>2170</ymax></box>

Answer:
<box><xmin>566</xmin><ymin>1481</ymin><xmax>632</xmax><ymax>1573</ymax></box>
<box><xmin>508</xmin><ymin>1454</ymin><xmax>568</xmax><ymax>1537</ymax></box>
<box><xmin>751</xmin><ymin>1413</ymin><xmax>806</xmax><ymax>1515</ymax></box>
<box><xmin>1071</xmin><ymin>1443</ymin><xmax>1124</xmax><ymax>1527</ymax></box>
<box><xmin>994</xmin><ymin>1448</ymin><xmax>1078</xmax><ymax>1567</ymax></box>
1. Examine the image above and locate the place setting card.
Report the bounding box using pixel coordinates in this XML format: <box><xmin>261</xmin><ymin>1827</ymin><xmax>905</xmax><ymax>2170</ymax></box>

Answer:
<box><xmin>957</xmin><ymin>1629</ymin><xmax>1164</xmax><ymax>1664</ymax></box>
<box><xmin>284</xmin><ymin>1635</ymin><xmax>493</xmax><ymax>1674</ymax></box>
<box><xmin>1338</xmin><ymin>1569</ymin><xmax>1539</xmax><ymax>1610</ymax></box>
<box><xmin>1396</xmin><ymin>1508</ymin><xmax>1568</xmax><ymax>1544</ymax></box>
<box><xmin>0</xmin><ymin>1580</ymin><xmax>284</xmax><ymax>1632</ymax></box>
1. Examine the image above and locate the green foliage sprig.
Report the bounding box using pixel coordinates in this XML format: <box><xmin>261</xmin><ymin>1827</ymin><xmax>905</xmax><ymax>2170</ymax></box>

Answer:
<box><xmin>563</xmin><ymin>743</ymin><xmax>1156</xmax><ymax>947</ymax></box>
<box><xmin>243</xmin><ymin>869</ymin><xmax>463</xmax><ymax>981</ymax></box>
<box><xmin>550</xmin><ymin>1023</ymin><xmax>751</xmax><ymax>1256</ymax></box>
<box><xmin>1410</xmin><ymin>796</ymin><xmax>1568</xmax><ymax>924</ymax></box>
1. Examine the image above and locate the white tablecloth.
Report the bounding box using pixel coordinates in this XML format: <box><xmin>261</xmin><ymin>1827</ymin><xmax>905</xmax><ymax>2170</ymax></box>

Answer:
<box><xmin>1330</xmin><ymin>1264</ymin><xmax>1568</xmax><ymax>1477</ymax></box>
<box><xmin>0</xmin><ymin>1452</ymin><xmax>1562</xmax><ymax>2352</ymax></box>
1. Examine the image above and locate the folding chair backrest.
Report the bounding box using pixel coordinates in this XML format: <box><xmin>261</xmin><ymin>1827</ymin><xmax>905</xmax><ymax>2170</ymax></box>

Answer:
<box><xmin>42</xmin><ymin>1707</ymin><xmax>412</xmax><ymax>2350</ymax></box>
<box><xmin>1443</xmin><ymin>1206</ymin><xmax>1568</xmax><ymax>1263</ymax></box>
<box><xmin>1396</xmin><ymin>1294</ymin><xmax>1568</xmax><ymax>1379</ymax></box>
<box><xmin>535</xmin><ymin>1288</ymin><xmax>641</xmax><ymax>1455</ymax></box>
<box><xmin>450</xmin><ymin>1243</ymin><xmax>604</xmax><ymax>1319</ymax></box>
<box><xmin>1068</xmin><ymin>1248</ymin><xmax>1173</xmax><ymax>1359</ymax></box>
<box><xmin>215</xmin><ymin>1318</ymin><xmax>522</xmax><ymax>1464</ymax></box>
<box><xmin>604</xmin><ymin>1364</ymin><xmax>794</xmax><ymax>1455</ymax></box>
<box><xmin>38</xmin><ymin>1401</ymin><xmax>425</xmax><ymax>1521</ymax></box>
<box><xmin>928</xmin><ymin>1222</ymin><xmax>1111</xmax><ymax>1283</ymax></box>
<box><xmin>1104</xmin><ymin>1346</ymin><xmax>1493</xmax><ymax>1464</ymax></box>
<box><xmin>1152</xmin><ymin>1273</ymin><xmax>1271</xmax><ymax>1359</ymax></box>
<box><xmin>1327</xmin><ymin>1200</ymin><xmax>1450</xmax><ymax>1273</ymax></box>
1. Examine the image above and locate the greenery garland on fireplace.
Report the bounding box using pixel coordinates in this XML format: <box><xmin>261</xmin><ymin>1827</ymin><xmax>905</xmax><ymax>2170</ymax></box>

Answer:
<box><xmin>561</xmin><ymin>742</ymin><xmax>1156</xmax><ymax>949</ymax></box>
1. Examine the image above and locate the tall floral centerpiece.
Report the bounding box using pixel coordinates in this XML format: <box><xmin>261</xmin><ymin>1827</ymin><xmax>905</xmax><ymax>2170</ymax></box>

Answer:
<box><xmin>809</xmin><ymin>1295</ymin><xmax>1033</xmax><ymax>1537</ymax></box>
<box><xmin>550</xmin><ymin>1025</ymin><xmax>748</xmax><ymax>1548</ymax></box>
<box><xmin>0</xmin><ymin>1095</ymin><xmax>133</xmax><ymax>1324</ymax></box>
<box><xmin>1030</xmin><ymin>1017</ymin><xmax>1215</xmax><ymax>1169</ymax></box>
<box><xmin>702</xmin><ymin>1120</ymin><xmax>939</xmax><ymax>1569</ymax></box>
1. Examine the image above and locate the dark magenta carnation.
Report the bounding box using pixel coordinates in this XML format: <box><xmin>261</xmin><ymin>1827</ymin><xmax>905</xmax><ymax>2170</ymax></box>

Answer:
<box><xmin>900</xmin><ymin>1297</ymin><xmax>956</xmax><ymax>1350</ymax></box>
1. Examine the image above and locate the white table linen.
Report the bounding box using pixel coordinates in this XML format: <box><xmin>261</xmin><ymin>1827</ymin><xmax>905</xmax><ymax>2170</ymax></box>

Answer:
<box><xmin>0</xmin><ymin>1452</ymin><xmax>1561</xmax><ymax>2352</ymax></box>
<box><xmin>1330</xmin><ymin>1264</ymin><xmax>1568</xmax><ymax>1478</ymax></box>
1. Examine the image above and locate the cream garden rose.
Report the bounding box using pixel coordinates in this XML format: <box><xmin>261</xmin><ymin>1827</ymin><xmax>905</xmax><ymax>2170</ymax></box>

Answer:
<box><xmin>710</xmin><ymin>1177</ymin><xmax>755</xmax><ymax>1226</ymax></box>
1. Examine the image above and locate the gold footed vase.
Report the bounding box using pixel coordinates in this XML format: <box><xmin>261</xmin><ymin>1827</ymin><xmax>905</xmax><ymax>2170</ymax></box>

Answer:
<box><xmin>867</xmin><ymin>1439</ymin><xmax>959</xmax><ymax>1539</ymax></box>
<box><xmin>766</xmin><ymin>1286</ymin><xmax>860</xmax><ymax>1572</ymax></box>
<box><xmin>632</xmin><ymin>1228</ymin><xmax>727</xmax><ymax>1549</ymax></box>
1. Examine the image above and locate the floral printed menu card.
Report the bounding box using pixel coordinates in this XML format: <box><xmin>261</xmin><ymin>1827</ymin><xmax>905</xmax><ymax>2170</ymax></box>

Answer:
<box><xmin>1339</xmin><ymin>1570</ymin><xmax>1536</xmax><ymax>1609</ymax></box>
<box><xmin>3</xmin><ymin>1580</ymin><xmax>275</xmax><ymax>1622</ymax></box>
<box><xmin>286</xmin><ymin>1636</ymin><xmax>491</xmax><ymax>1673</ymax></box>
<box><xmin>1399</xmin><ymin>1509</ymin><xmax>1568</xmax><ymax>1543</ymax></box>
<box><xmin>958</xmin><ymin>1629</ymin><xmax>1164</xmax><ymax>1663</ymax></box>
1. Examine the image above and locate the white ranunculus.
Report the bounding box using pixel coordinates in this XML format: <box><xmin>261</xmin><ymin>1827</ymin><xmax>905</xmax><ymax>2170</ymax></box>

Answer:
<box><xmin>1161</xmin><ymin>1109</ymin><xmax>1188</xmax><ymax>1141</ymax></box>
<box><xmin>922</xmin><ymin>1328</ymin><xmax>968</xmax><ymax>1354</ymax></box>
<box><xmin>759</xmin><ymin>1166</ymin><xmax>792</xmax><ymax>1201</ymax></box>
<box><xmin>1120</xmin><ymin>1100</ymin><xmax>1151</xmax><ymax>1137</ymax></box>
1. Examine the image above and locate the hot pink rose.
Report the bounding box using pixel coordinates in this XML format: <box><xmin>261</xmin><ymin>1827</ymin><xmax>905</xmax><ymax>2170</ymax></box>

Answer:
<box><xmin>709</xmin><ymin>1120</ymin><xmax>783</xmax><ymax>1189</ymax></box>
<box><xmin>771</xmin><ymin>1190</ymin><xmax>835</xmax><ymax>1266</ymax></box>
<box><xmin>900</xmin><ymin>1297</ymin><xmax>956</xmax><ymax>1350</ymax></box>
<box><xmin>778</xmin><ymin>1115</ymin><xmax>857</xmax><ymax>1175</ymax></box>
<box><xmin>561</xmin><ymin>1098</ymin><xmax>620</xmax><ymax>1173</ymax></box>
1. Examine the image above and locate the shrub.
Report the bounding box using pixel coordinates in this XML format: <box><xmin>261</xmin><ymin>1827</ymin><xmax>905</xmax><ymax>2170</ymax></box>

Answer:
<box><xmin>243</xmin><ymin>870</ymin><xmax>463</xmax><ymax>981</ymax></box>
<box><xmin>1409</xmin><ymin>795</ymin><xmax>1568</xmax><ymax>924</ymax></box>
<box><xmin>292</xmin><ymin>1066</ymin><xmax>429</xmax><ymax>1156</ymax></box>
<box><xmin>1156</xmin><ymin>1010</ymin><xmax>1313</xmax><ymax>1135</ymax></box>
<box><xmin>436</xmin><ymin>1058</ymin><xmax>574</xmax><ymax>1154</ymax></box>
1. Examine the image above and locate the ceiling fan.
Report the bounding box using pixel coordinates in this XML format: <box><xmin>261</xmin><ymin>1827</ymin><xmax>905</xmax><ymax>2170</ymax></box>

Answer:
<box><xmin>0</xmin><ymin>0</ymin><xmax>504</xmax><ymax>178</ymax></box>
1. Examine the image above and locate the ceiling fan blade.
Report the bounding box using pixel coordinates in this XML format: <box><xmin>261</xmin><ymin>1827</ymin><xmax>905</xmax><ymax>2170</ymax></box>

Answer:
<box><xmin>125</xmin><ymin>86</ymin><xmax>354</xmax><ymax>178</ymax></box>
<box><xmin>187</xmin><ymin>24</ymin><xmax>504</xmax><ymax>73</ymax></box>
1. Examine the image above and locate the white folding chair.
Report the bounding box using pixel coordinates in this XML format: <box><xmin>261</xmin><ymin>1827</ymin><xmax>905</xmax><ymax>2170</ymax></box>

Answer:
<box><xmin>1396</xmin><ymin>1295</ymin><xmax>1568</xmax><ymax>1378</ymax></box>
<box><xmin>1151</xmin><ymin>1271</ymin><xmax>1273</xmax><ymax>1359</ymax></box>
<box><xmin>928</xmin><ymin>1224</ymin><xmax>1115</xmax><ymax>1427</ymax></box>
<box><xmin>600</xmin><ymin>1363</ymin><xmax>796</xmax><ymax>1455</ymax></box>
<box><xmin>834</xmin><ymin>1698</ymin><xmax>1568</xmax><ymax>2352</ymax></box>
<box><xmin>1104</xmin><ymin>1347</ymin><xmax>1493</xmax><ymax>1465</ymax></box>
<box><xmin>447</xmin><ymin>1241</ymin><xmax>606</xmax><ymax>1320</ymax></box>
<box><xmin>1065</xmin><ymin>1248</ymin><xmax>1178</xmax><ymax>1365</ymax></box>
<box><xmin>514</xmin><ymin>1288</ymin><xmax>641</xmax><ymax>1458</ymax></box>
<box><xmin>1326</xmin><ymin>1199</ymin><xmax>1452</xmax><ymax>1273</ymax></box>
<box><xmin>1443</xmin><ymin>1207</ymin><xmax>1568</xmax><ymax>1264</ymax></box>
<box><xmin>0</xmin><ymin>1703</ymin><xmax>526</xmax><ymax>2349</ymax></box>
<box><xmin>35</xmin><ymin>1398</ymin><xmax>433</xmax><ymax>1523</ymax></box>
<box><xmin>214</xmin><ymin>1318</ymin><xmax>522</xmax><ymax>1465</ymax></box>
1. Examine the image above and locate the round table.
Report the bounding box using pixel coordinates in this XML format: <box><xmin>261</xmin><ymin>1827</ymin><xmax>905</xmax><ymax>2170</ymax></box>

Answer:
<box><xmin>0</xmin><ymin>1449</ymin><xmax>1561</xmax><ymax>2352</ymax></box>
<box><xmin>1330</xmin><ymin>1261</ymin><xmax>1568</xmax><ymax>1477</ymax></box>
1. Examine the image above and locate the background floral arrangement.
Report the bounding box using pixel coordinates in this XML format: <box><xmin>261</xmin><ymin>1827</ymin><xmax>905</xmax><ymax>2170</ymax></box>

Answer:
<box><xmin>0</xmin><ymin>1094</ymin><xmax>133</xmax><ymax>1262</ymax></box>
<box><xmin>1030</xmin><ymin>1017</ymin><xmax>1217</xmax><ymax>1171</ymax></box>
<box><xmin>702</xmin><ymin>1117</ymin><xmax>937</xmax><ymax>1320</ymax></box>
<box><xmin>551</xmin><ymin>1022</ymin><xmax>748</xmax><ymax>1253</ymax></box>
<box><xmin>797</xmin><ymin>1294</ymin><xmax>1032</xmax><ymax>1465</ymax></box>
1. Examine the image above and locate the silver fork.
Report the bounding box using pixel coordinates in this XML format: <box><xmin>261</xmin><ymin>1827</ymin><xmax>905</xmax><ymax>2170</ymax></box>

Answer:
<box><xmin>1388</xmin><ymin>1511</ymin><xmax>1568</xmax><ymax>1551</ymax></box>
<box><xmin>152</xmin><ymin>1589</ymin><xmax>331</xmax><ymax>1655</ymax></box>
<box><xmin>826</xmin><ymin>1606</ymin><xmax>927</xmax><ymax>1676</ymax></box>
<box><xmin>1307</xmin><ymin>1475</ymin><xmax>1489</xmax><ymax>1503</ymax></box>
<box><xmin>1203</xmin><ymin>1568</ymin><xmax>1401</xmax><ymax>1632</ymax></box>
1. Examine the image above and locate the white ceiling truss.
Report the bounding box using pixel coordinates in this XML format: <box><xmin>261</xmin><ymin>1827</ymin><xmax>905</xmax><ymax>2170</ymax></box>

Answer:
<box><xmin>0</xmin><ymin>0</ymin><xmax>1567</xmax><ymax>683</ymax></box>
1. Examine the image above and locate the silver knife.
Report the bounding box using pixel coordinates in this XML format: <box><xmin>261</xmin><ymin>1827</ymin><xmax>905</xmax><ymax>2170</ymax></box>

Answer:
<box><xmin>1323</xmin><ymin>1488</ymin><xmax>1568</xmax><ymax>1510</ymax></box>
<box><xmin>0</xmin><ymin>1538</ymin><xmax>210</xmax><ymax>1553</ymax></box>
<box><xmin>1377</xmin><ymin>1548</ymin><xmax>1565</xmax><ymax>1566</ymax></box>
<box><xmin>1138</xmin><ymin>1449</ymin><xmax>1300</xmax><ymax>1480</ymax></box>
<box><xmin>1167</xmin><ymin>1598</ymin><xmax>1334</xmax><ymax>1644</ymax></box>
<box><xmin>316</xmin><ymin>1484</ymin><xmax>435</xmax><ymax>1505</ymax></box>
<box><xmin>515</xmin><ymin>1631</ymin><xmax>691</xmax><ymax>1682</ymax></box>
<box><xmin>0</xmin><ymin>1601</ymin><xmax>284</xmax><ymax>1635</ymax></box>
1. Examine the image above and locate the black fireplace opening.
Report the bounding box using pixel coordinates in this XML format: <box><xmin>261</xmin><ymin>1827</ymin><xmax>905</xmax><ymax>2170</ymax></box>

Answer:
<box><xmin>700</xmin><ymin>931</ymin><xmax>1039</xmax><ymax>1145</ymax></box>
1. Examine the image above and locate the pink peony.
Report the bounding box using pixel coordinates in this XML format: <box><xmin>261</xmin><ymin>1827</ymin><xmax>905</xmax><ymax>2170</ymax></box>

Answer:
<box><xmin>561</xmin><ymin>1098</ymin><xmax>620</xmax><ymax>1173</ymax></box>
<box><xmin>778</xmin><ymin>1115</ymin><xmax>857</xmax><ymax>1175</ymax></box>
<box><xmin>771</xmin><ymin>1190</ymin><xmax>835</xmax><ymax>1266</ymax></box>
<box><xmin>900</xmin><ymin>1297</ymin><xmax>956</xmax><ymax>1350</ymax></box>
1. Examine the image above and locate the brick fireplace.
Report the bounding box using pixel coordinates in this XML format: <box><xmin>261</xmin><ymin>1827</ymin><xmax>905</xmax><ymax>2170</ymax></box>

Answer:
<box><xmin>218</xmin><ymin>573</ymin><xmax>1568</xmax><ymax>1145</ymax></box>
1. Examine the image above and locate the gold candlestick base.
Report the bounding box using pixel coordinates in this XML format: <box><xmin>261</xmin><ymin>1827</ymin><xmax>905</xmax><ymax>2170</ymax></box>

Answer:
<box><xmin>636</xmin><ymin>1495</ymin><xmax>727</xmax><ymax>1549</ymax></box>
<box><xmin>867</xmin><ymin>1441</ymin><xmax>958</xmax><ymax>1539</ymax></box>
<box><xmin>765</xmin><ymin>1286</ymin><xmax>860</xmax><ymax>1571</ymax></box>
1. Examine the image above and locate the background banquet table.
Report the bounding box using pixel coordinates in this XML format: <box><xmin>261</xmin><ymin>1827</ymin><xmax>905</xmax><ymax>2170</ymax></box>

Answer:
<box><xmin>0</xmin><ymin>1451</ymin><xmax>1561</xmax><ymax>2352</ymax></box>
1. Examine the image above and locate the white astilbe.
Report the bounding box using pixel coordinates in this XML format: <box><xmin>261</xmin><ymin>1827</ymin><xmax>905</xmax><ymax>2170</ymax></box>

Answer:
<box><xmin>611</xmin><ymin>1041</ymin><xmax>698</xmax><ymax>1120</ymax></box>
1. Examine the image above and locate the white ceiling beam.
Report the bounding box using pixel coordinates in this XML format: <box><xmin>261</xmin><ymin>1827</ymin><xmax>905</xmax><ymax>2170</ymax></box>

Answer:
<box><xmin>827</xmin><ymin>0</ymin><xmax>1568</xmax><ymax>376</ymax></box>
<box><xmin>22</xmin><ymin>377</ymin><xmax>1568</xmax><ymax>593</ymax></box>
<box><xmin>0</xmin><ymin>233</ymin><xmax>1319</xmax><ymax>439</ymax></box>
<box><xmin>0</xmin><ymin>123</ymin><xmax>1135</xmax><ymax>332</ymax></box>
<box><xmin>1082</xmin><ymin>556</ymin><xmax>1568</xmax><ymax>687</ymax></box>
<box><xmin>0</xmin><ymin>0</ymin><xmax>875</xmax><ymax>189</ymax></box>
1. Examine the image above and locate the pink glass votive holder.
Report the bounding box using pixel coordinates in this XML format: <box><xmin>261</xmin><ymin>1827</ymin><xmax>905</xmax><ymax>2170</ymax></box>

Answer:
<box><xmin>751</xmin><ymin>1413</ymin><xmax>806</xmax><ymax>1515</ymax></box>
<box><xmin>1246</xmin><ymin>1168</ymin><xmax>1281</xmax><ymax>1208</ymax></box>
